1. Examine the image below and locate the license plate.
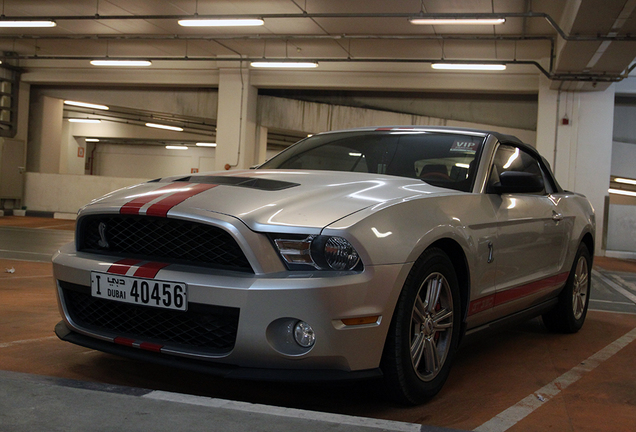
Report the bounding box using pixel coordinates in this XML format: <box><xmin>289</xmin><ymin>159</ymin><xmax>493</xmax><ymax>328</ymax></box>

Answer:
<box><xmin>91</xmin><ymin>272</ymin><xmax>187</xmax><ymax>311</ymax></box>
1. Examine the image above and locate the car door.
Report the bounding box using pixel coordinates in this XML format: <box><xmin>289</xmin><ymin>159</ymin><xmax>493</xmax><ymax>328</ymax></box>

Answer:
<box><xmin>487</xmin><ymin>144</ymin><xmax>571</xmax><ymax>315</ymax></box>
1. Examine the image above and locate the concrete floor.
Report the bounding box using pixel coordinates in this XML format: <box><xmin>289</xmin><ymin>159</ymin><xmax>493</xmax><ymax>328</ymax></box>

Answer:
<box><xmin>1</xmin><ymin>217</ymin><xmax>636</xmax><ymax>431</ymax></box>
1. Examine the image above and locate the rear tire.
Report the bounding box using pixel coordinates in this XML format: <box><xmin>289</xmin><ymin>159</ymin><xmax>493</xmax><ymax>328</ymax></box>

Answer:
<box><xmin>381</xmin><ymin>248</ymin><xmax>461</xmax><ymax>405</ymax></box>
<box><xmin>542</xmin><ymin>243</ymin><xmax>591</xmax><ymax>333</ymax></box>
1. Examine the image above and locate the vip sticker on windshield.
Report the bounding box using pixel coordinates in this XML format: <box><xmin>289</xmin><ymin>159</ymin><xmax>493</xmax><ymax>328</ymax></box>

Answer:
<box><xmin>450</xmin><ymin>140</ymin><xmax>478</xmax><ymax>153</ymax></box>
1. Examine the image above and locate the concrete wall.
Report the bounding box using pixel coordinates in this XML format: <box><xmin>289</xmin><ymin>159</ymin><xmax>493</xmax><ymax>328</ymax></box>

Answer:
<box><xmin>93</xmin><ymin>143</ymin><xmax>216</xmax><ymax>178</ymax></box>
<box><xmin>258</xmin><ymin>96</ymin><xmax>537</xmax><ymax>144</ymax></box>
<box><xmin>23</xmin><ymin>172</ymin><xmax>148</xmax><ymax>214</ymax></box>
<box><xmin>611</xmin><ymin>141</ymin><xmax>636</xmax><ymax>179</ymax></box>
<box><xmin>33</xmin><ymin>87</ymin><xmax>219</xmax><ymax>120</ymax></box>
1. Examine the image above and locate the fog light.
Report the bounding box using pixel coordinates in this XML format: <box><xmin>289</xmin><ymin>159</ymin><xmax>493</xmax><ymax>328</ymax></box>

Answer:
<box><xmin>294</xmin><ymin>321</ymin><xmax>315</xmax><ymax>348</ymax></box>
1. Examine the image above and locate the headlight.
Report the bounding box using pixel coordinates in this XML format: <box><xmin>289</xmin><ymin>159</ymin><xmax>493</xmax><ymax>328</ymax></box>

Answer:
<box><xmin>273</xmin><ymin>235</ymin><xmax>361</xmax><ymax>271</ymax></box>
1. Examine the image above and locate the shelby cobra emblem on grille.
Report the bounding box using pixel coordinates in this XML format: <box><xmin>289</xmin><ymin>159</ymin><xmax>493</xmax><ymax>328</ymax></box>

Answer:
<box><xmin>97</xmin><ymin>222</ymin><xmax>109</xmax><ymax>248</ymax></box>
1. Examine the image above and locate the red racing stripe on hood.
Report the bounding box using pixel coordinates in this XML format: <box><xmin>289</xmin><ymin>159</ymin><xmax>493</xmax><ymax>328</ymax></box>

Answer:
<box><xmin>145</xmin><ymin>183</ymin><xmax>217</xmax><ymax>217</ymax></box>
<box><xmin>120</xmin><ymin>184</ymin><xmax>181</xmax><ymax>215</ymax></box>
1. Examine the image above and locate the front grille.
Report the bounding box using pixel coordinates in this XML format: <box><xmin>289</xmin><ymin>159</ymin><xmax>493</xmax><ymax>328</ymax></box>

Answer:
<box><xmin>61</xmin><ymin>282</ymin><xmax>239</xmax><ymax>355</ymax></box>
<box><xmin>78</xmin><ymin>215</ymin><xmax>252</xmax><ymax>272</ymax></box>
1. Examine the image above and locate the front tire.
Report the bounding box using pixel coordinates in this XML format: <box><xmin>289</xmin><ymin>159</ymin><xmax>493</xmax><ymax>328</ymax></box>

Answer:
<box><xmin>382</xmin><ymin>248</ymin><xmax>461</xmax><ymax>405</ymax></box>
<box><xmin>542</xmin><ymin>243</ymin><xmax>592</xmax><ymax>333</ymax></box>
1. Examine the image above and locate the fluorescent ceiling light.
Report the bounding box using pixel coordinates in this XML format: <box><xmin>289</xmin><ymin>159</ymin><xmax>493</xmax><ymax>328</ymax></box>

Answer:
<box><xmin>431</xmin><ymin>63</ymin><xmax>506</xmax><ymax>71</ymax></box>
<box><xmin>195</xmin><ymin>142</ymin><xmax>217</xmax><ymax>147</ymax></box>
<box><xmin>178</xmin><ymin>18</ymin><xmax>264</xmax><ymax>27</ymax></box>
<box><xmin>455</xmin><ymin>163</ymin><xmax>470</xmax><ymax>169</ymax></box>
<box><xmin>64</xmin><ymin>100</ymin><xmax>109</xmax><ymax>110</ymax></box>
<box><xmin>68</xmin><ymin>118</ymin><xmax>101</xmax><ymax>123</ymax></box>
<box><xmin>409</xmin><ymin>18</ymin><xmax>505</xmax><ymax>25</ymax></box>
<box><xmin>146</xmin><ymin>123</ymin><xmax>184</xmax><ymax>132</ymax></box>
<box><xmin>85</xmin><ymin>138</ymin><xmax>100</xmax><ymax>142</ymax></box>
<box><xmin>614</xmin><ymin>178</ymin><xmax>636</xmax><ymax>185</ymax></box>
<box><xmin>609</xmin><ymin>188</ymin><xmax>636</xmax><ymax>197</ymax></box>
<box><xmin>250</xmin><ymin>61</ymin><xmax>318</xmax><ymax>69</ymax></box>
<box><xmin>90</xmin><ymin>60</ymin><xmax>152</xmax><ymax>67</ymax></box>
<box><xmin>166</xmin><ymin>145</ymin><xmax>188</xmax><ymax>150</ymax></box>
<box><xmin>0</xmin><ymin>20</ymin><xmax>56</xmax><ymax>28</ymax></box>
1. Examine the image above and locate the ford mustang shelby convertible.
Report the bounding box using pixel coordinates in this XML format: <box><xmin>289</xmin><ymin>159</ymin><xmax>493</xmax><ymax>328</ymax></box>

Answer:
<box><xmin>53</xmin><ymin>126</ymin><xmax>595</xmax><ymax>404</ymax></box>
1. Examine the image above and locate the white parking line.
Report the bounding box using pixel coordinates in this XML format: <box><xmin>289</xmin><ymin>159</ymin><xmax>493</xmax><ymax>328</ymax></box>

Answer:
<box><xmin>0</xmin><ymin>336</ymin><xmax>57</xmax><ymax>348</ymax></box>
<box><xmin>144</xmin><ymin>390</ymin><xmax>422</xmax><ymax>432</ymax></box>
<box><xmin>474</xmin><ymin>326</ymin><xmax>636</xmax><ymax>432</ymax></box>
<box><xmin>593</xmin><ymin>270</ymin><xmax>636</xmax><ymax>304</ymax></box>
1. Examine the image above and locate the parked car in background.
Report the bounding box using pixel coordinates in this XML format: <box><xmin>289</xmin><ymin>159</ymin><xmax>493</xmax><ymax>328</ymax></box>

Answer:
<box><xmin>53</xmin><ymin>126</ymin><xmax>595</xmax><ymax>404</ymax></box>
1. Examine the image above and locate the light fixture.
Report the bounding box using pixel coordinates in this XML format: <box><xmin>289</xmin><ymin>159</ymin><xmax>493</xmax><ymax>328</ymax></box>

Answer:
<box><xmin>609</xmin><ymin>188</ymin><xmax>636</xmax><ymax>197</ymax></box>
<box><xmin>431</xmin><ymin>63</ymin><xmax>507</xmax><ymax>71</ymax></box>
<box><xmin>166</xmin><ymin>145</ymin><xmax>188</xmax><ymax>150</ymax></box>
<box><xmin>85</xmin><ymin>138</ymin><xmax>100</xmax><ymax>142</ymax></box>
<box><xmin>68</xmin><ymin>119</ymin><xmax>101</xmax><ymax>123</ymax></box>
<box><xmin>250</xmin><ymin>61</ymin><xmax>318</xmax><ymax>69</ymax></box>
<box><xmin>409</xmin><ymin>17</ymin><xmax>505</xmax><ymax>25</ymax></box>
<box><xmin>614</xmin><ymin>178</ymin><xmax>636</xmax><ymax>185</ymax></box>
<box><xmin>178</xmin><ymin>18</ymin><xmax>264</xmax><ymax>27</ymax></box>
<box><xmin>146</xmin><ymin>123</ymin><xmax>184</xmax><ymax>132</ymax></box>
<box><xmin>195</xmin><ymin>142</ymin><xmax>217</xmax><ymax>147</ymax></box>
<box><xmin>90</xmin><ymin>60</ymin><xmax>152</xmax><ymax>67</ymax></box>
<box><xmin>64</xmin><ymin>100</ymin><xmax>109</xmax><ymax>110</ymax></box>
<box><xmin>0</xmin><ymin>20</ymin><xmax>56</xmax><ymax>28</ymax></box>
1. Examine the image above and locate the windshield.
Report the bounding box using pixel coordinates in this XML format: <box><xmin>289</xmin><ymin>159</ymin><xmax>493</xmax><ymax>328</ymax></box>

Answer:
<box><xmin>259</xmin><ymin>130</ymin><xmax>485</xmax><ymax>192</ymax></box>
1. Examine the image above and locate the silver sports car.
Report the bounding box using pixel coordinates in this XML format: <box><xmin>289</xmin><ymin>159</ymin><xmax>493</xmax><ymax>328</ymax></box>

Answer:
<box><xmin>53</xmin><ymin>126</ymin><xmax>595</xmax><ymax>404</ymax></box>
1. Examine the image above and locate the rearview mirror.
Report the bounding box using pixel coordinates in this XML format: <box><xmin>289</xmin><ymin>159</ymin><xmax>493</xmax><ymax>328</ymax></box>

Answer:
<box><xmin>491</xmin><ymin>171</ymin><xmax>544</xmax><ymax>194</ymax></box>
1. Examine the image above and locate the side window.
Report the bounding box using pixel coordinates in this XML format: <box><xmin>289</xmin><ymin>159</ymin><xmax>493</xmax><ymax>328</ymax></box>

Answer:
<box><xmin>488</xmin><ymin>144</ymin><xmax>545</xmax><ymax>194</ymax></box>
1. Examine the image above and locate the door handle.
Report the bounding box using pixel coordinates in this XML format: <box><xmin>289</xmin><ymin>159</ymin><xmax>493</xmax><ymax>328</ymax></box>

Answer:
<box><xmin>552</xmin><ymin>211</ymin><xmax>563</xmax><ymax>222</ymax></box>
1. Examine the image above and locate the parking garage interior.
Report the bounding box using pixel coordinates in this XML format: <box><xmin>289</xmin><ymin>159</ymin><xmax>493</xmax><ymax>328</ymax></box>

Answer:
<box><xmin>1</xmin><ymin>1</ymin><xmax>636</xmax><ymax>431</ymax></box>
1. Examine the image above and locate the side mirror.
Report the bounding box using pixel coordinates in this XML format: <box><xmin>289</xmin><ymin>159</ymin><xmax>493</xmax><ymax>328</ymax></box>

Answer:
<box><xmin>491</xmin><ymin>171</ymin><xmax>544</xmax><ymax>194</ymax></box>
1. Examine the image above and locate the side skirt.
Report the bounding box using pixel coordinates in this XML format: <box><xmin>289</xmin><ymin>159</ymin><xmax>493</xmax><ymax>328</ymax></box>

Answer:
<box><xmin>464</xmin><ymin>298</ymin><xmax>558</xmax><ymax>337</ymax></box>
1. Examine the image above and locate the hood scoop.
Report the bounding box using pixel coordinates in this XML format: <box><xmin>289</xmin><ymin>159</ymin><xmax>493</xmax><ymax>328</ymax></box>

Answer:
<box><xmin>173</xmin><ymin>175</ymin><xmax>299</xmax><ymax>191</ymax></box>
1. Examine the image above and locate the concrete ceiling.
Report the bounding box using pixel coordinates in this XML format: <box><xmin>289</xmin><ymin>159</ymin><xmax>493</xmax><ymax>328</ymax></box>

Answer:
<box><xmin>0</xmin><ymin>0</ymin><xmax>634</xmax><ymax>91</ymax></box>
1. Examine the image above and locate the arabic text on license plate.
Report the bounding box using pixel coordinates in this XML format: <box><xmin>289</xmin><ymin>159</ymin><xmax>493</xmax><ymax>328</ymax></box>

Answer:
<box><xmin>91</xmin><ymin>272</ymin><xmax>187</xmax><ymax>311</ymax></box>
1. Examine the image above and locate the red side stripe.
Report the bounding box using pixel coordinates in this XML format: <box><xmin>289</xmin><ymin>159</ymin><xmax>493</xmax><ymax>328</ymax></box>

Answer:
<box><xmin>133</xmin><ymin>262</ymin><xmax>170</xmax><ymax>279</ymax></box>
<box><xmin>467</xmin><ymin>271</ymin><xmax>570</xmax><ymax>317</ymax></box>
<box><xmin>493</xmin><ymin>272</ymin><xmax>569</xmax><ymax>306</ymax></box>
<box><xmin>107</xmin><ymin>259</ymin><xmax>143</xmax><ymax>275</ymax></box>
<box><xmin>120</xmin><ymin>184</ymin><xmax>184</xmax><ymax>215</ymax></box>
<box><xmin>145</xmin><ymin>183</ymin><xmax>217</xmax><ymax>217</ymax></box>
<box><xmin>467</xmin><ymin>295</ymin><xmax>495</xmax><ymax>316</ymax></box>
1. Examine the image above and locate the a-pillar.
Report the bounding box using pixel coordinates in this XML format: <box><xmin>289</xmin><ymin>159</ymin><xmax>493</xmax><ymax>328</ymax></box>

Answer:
<box><xmin>536</xmin><ymin>75</ymin><xmax>615</xmax><ymax>256</ymax></box>
<box><xmin>215</xmin><ymin>65</ymin><xmax>258</xmax><ymax>171</ymax></box>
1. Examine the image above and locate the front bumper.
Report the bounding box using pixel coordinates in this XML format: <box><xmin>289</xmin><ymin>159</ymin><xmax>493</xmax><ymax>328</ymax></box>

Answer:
<box><xmin>53</xmin><ymin>242</ymin><xmax>410</xmax><ymax>374</ymax></box>
<box><xmin>55</xmin><ymin>321</ymin><xmax>383</xmax><ymax>382</ymax></box>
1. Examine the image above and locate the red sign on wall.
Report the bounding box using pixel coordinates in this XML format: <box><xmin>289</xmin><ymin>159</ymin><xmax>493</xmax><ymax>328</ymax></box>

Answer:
<box><xmin>78</xmin><ymin>147</ymin><xmax>85</xmax><ymax>158</ymax></box>
<box><xmin>191</xmin><ymin>168</ymin><xmax>199</xmax><ymax>173</ymax></box>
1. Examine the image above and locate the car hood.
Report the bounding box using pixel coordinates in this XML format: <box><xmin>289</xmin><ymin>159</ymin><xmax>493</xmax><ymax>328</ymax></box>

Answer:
<box><xmin>84</xmin><ymin>170</ymin><xmax>453</xmax><ymax>232</ymax></box>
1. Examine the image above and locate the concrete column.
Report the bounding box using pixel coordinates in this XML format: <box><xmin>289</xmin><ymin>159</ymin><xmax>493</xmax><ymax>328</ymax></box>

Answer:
<box><xmin>215</xmin><ymin>67</ymin><xmax>258</xmax><ymax>171</ymax></box>
<box><xmin>26</xmin><ymin>96</ymin><xmax>63</xmax><ymax>173</ymax></box>
<box><xmin>255</xmin><ymin>125</ymin><xmax>268</xmax><ymax>165</ymax></box>
<box><xmin>536</xmin><ymin>78</ymin><xmax>615</xmax><ymax>255</ymax></box>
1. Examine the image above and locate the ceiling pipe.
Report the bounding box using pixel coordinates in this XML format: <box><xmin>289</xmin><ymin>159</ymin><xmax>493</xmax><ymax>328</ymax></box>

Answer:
<box><xmin>8</xmin><ymin>54</ymin><xmax>626</xmax><ymax>82</ymax></box>
<box><xmin>0</xmin><ymin>12</ymin><xmax>635</xmax><ymax>42</ymax></box>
